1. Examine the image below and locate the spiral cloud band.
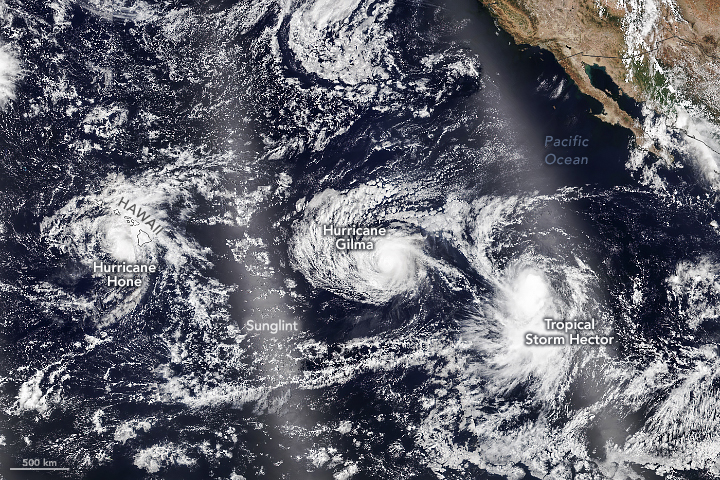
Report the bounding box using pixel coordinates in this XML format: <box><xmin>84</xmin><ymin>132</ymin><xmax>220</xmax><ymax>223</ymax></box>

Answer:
<box><xmin>290</xmin><ymin>186</ymin><xmax>428</xmax><ymax>305</ymax></box>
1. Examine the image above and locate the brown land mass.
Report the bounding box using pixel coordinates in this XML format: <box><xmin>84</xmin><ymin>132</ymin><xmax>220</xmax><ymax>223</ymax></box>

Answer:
<box><xmin>479</xmin><ymin>0</ymin><xmax>720</xmax><ymax>152</ymax></box>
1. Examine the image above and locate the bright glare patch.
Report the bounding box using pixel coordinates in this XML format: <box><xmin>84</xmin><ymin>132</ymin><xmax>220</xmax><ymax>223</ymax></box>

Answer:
<box><xmin>0</xmin><ymin>46</ymin><xmax>20</xmax><ymax>108</ymax></box>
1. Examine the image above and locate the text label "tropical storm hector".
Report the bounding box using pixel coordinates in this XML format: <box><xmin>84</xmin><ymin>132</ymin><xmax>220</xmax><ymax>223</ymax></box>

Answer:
<box><xmin>544</xmin><ymin>135</ymin><xmax>589</xmax><ymax>165</ymax></box>
<box><xmin>525</xmin><ymin>318</ymin><xmax>614</xmax><ymax>346</ymax></box>
<box><xmin>322</xmin><ymin>224</ymin><xmax>387</xmax><ymax>250</ymax></box>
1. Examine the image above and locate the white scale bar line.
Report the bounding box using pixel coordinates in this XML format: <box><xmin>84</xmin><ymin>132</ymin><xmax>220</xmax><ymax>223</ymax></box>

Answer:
<box><xmin>10</xmin><ymin>467</ymin><xmax>70</xmax><ymax>471</ymax></box>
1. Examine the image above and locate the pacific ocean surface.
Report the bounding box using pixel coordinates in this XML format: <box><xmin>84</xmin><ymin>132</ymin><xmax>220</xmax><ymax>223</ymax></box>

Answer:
<box><xmin>1</xmin><ymin>0</ymin><xmax>720</xmax><ymax>479</ymax></box>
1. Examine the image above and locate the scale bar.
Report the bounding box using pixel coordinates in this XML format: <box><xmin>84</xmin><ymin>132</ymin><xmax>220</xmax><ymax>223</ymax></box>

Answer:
<box><xmin>10</xmin><ymin>468</ymin><xmax>70</xmax><ymax>471</ymax></box>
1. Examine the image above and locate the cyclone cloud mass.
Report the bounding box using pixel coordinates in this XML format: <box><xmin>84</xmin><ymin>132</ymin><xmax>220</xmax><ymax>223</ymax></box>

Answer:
<box><xmin>0</xmin><ymin>0</ymin><xmax>720</xmax><ymax>479</ymax></box>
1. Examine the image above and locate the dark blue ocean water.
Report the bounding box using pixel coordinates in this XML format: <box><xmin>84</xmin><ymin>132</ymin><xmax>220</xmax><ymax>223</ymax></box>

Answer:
<box><xmin>2</xmin><ymin>0</ymin><xmax>720</xmax><ymax>479</ymax></box>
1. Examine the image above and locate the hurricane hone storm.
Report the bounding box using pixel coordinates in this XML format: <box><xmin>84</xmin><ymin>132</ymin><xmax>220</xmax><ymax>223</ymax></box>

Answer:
<box><xmin>2</xmin><ymin>0</ymin><xmax>720</xmax><ymax>479</ymax></box>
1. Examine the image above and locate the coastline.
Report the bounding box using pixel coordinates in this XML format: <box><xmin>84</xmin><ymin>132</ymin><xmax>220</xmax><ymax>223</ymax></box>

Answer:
<box><xmin>477</xmin><ymin>0</ymin><xmax>720</xmax><ymax>161</ymax></box>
